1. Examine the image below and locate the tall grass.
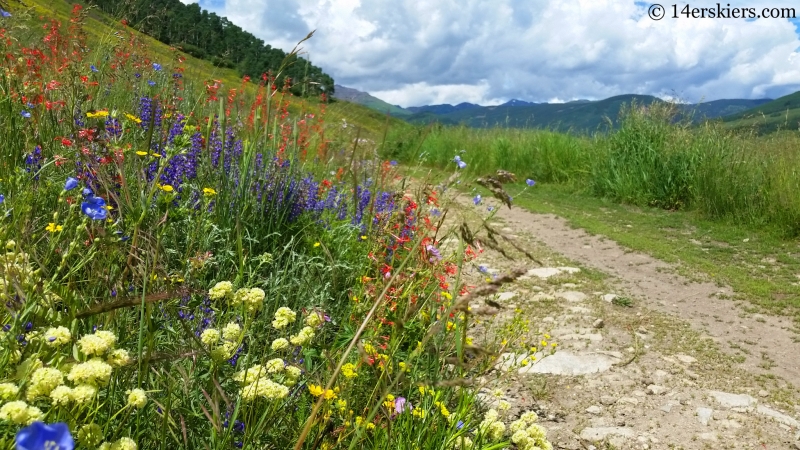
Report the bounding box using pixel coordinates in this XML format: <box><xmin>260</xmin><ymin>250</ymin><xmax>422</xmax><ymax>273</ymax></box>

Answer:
<box><xmin>388</xmin><ymin>102</ymin><xmax>800</xmax><ymax>237</ymax></box>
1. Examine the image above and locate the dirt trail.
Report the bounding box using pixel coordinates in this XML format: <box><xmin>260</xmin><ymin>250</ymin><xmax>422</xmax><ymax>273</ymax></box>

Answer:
<box><xmin>451</xmin><ymin>195</ymin><xmax>800</xmax><ymax>449</ymax></box>
<box><xmin>498</xmin><ymin>208</ymin><xmax>800</xmax><ymax>387</ymax></box>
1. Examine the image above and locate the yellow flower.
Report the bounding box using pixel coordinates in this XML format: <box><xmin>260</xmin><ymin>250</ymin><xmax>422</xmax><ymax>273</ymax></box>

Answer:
<box><xmin>446</xmin><ymin>321</ymin><xmax>455</xmax><ymax>332</ymax></box>
<box><xmin>125</xmin><ymin>113</ymin><xmax>143</xmax><ymax>124</ymax></box>
<box><xmin>465</xmin><ymin>337</ymin><xmax>474</xmax><ymax>346</ymax></box>
<box><xmin>398</xmin><ymin>361</ymin><xmax>408</xmax><ymax>372</ymax></box>
<box><xmin>341</xmin><ymin>363</ymin><xmax>358</xmax><ymax>379</ymax></box>
<box><xmin>158</xmin><ymin>184</ymin><xmax>174</xmax><ymax>193</ymax></box>
<box><xmin>150</xmin><ymin>153</ymin><xmax>162</xmax><ymax>158</ymax></box>
<box><xmin>441</xmin><ymin>291</ymin><xmax>452</xmax><ymax>300</ymax></box>
<box><xmin>313</xmin><ymin>242</ymin><xmax>321</xmax><ymax>247</ymax></box>
<box><xmin>336</xmin><ymin>399</ymin><xmax>347</xmax><ymax>411</ymax></box>
<box><xmin>308</xmin><ymin>384</ymin><xmax>324</xmax><ymax>397</ymax></box>
<box><xmin>540</xmin><ymin>340</ymin><xmax>548</xmax><ymax>347</ymax></box>
<box><xmin>203</xmin><ymin>187</ymin><xmax>217</xmax><ymax>196</ymax></box>
<box><xmin>45</xmin><ymin>223</ymin><xmax>63</xmax><ymax>233</ymax></box>
<box><xmin>135</xmin><ymin>151</ymin><xmax>148</xmax><ymax>156</ymax></box>
<box><xmin>126</xmin><ymin>388</ymin><xmax>147</xmax><ymax>408</ymax></box>
<box><xmin>86</xmin><ymin>111</ymin><xmax>109</xmax><ymax>118</ymax></box>
<box><xmin>412</xmin><ymin>408</ymin><xmax>425</xmax><ymax>418</ymax></box>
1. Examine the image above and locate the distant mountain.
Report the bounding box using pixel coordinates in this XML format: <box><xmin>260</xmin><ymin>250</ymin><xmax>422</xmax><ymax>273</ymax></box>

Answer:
<box><xmin>332</xmin><ymin>85</ymin><xmax>412</xmax><ymax>117</ymax></box>
<box><xmin>720</xmin><ymin>91</ymin><xmax>800</xmax><ymax>134</ymax></box>
<box><xmin>406</xmin><ymin>103</ymin><xmax>481</xmax><ymax>115</ymax></box>
<box><xmin>332</xmin><ymin>85</ymin><xmax>775</xmax><ymax>133</ymax></box>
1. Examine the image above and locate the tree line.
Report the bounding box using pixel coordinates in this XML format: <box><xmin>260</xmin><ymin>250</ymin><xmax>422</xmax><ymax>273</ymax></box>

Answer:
<box><xmin>89</xmin><ymin>0</ymin><xmax>335</xmax><ymax>96</ymax></box>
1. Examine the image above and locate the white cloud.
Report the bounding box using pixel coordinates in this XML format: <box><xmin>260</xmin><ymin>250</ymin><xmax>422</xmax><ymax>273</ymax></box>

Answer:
<box><xmin>184</xmin><ymin>0</ymin><xmax>800</xmax><ymax>106</ymax></box>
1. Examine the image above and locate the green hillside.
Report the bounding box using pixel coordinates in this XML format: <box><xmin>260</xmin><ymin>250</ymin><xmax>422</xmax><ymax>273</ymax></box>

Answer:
<box><xmin>721</xmin><ymin>91</ymin><xmax>800</xmax><ymax>134</ymax></box>
<box><xmin>332</xmin><ymin>84</ymin><xmax>412</xmax><ymax>118</ymax></box>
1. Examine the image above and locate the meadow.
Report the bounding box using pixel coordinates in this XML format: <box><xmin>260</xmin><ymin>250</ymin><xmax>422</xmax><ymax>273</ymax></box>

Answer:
<box><xmin>387</xmin><ymin>102</ymin><xmax>800</xmax><ymax>238</ymax></box>
<box><xmin>0</xmin><ymin>5</ymin><xmax>553</xmax><ymax>450</ymax></box>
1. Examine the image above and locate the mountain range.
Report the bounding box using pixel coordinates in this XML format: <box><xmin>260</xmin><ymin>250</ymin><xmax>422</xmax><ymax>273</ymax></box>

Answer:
<box><xmin>333</xmin><ymin>85</ymin><xmax>782</xmax><ymax>133</ymax></box>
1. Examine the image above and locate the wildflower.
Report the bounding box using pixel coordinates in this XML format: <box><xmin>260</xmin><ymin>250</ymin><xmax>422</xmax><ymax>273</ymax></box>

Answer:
<box><xmin>313</xmin><ymin>242</ymin><xmax>321</xmax><ymax>247</ymax></box>
<box><xmin>222</xmin><ymin>322</ymin><xmax>241</xmax><ymax>341</ymax></box>
<box><xmin>112</xmin><ymin>437</ymin><xmax>137</xmax><ymax>450</ymax></box>
<box><xmin>308</xmin><ymin>384</ymin><xmax>336</xmax><ymax>399</ymax></box>
<box><xmin>76</xmin><ymin>423</ymin><xmax>103</xmax><ymax>447</ymax></box>
<box><xmin>526</xmin><ymin>179</ymin><xmax>536</xmax><ymax>187</ymax></box>
<box><xmin>86</xmin><ymin>111</ymin><xmax>109</xmax><ymax>118</ymax></box>
<box><xmin>148</xmin><ymin>80</ymin><xmax>156</xmax><ymax>87</ymax></box>
<box><xmin>272</xmin><ymin>307</ymin><xmax>297</xmax><ymax>329</ymax></box>
<box><xmin>90</xmin><ymin>65</ymin><xmax>98</xmax><ymax>72</ymax></box>
<box><xmin>0</xmin><ymin>194</ymin><xmax>4</xmax><ymax>204</ymax></box>
<box><xmin>0</xmin><ymin>9</ymin><xmax>11</xmax><ymax>17</ymax></box>
<box><xmin>67</xmin><ymin>358</ymin><xmax>113</xmax><ymax>386</ymax></box>
<box><xmin>210</xmin><ymin>341</ymin><xmax>238</xmax><ymax>362</ymax></box>
<box><xmin>434</xmin><ymin>401</ymin><xmax>450</xmax><ymax>417</ymax></box>
<box><xmin>45</xmin><ymin>223</ymin><xmax>63</xmax><ymax>233</ymax></box>
<box><xmin>125</xmin><ymin>113</ymin><xmax>142</xmax><ymax>124</ymax></box>
<box><xmin>240</xmin><ymin>378</ymin><xmax>289</xmax><ymax>400</ymax></box>
<box><xmin>473</xmin><ymin>195</ymin><xmax>481</xmax><ymax>205</ymax></box>
<box><xmin>289</xmin><ymin>326</ymin><xmax>315</xmax><ymax>346</ymax></box>
<box><xmin>71</xmin><ymin>385</ymin><xmax>97</xmax><ymax>404</ymax></box>
<box><xmin>285</xmin><ymin>366</ymin><xmax>301</xmax><ymax>382</ymax></box>
<box><xmin>126</xmin><ymin>389</ymin><xmax>147</xmax><ymax>409</ymax></box>
<box><xmin>153</xmin><ymin>63</ymin><xmax>162</xmax><ymax>71</ymax></box>
<box><xmin>412</xmin><ymin>408</ymin><xmax>425</xmax><ymax>419</ymax></box>
<box><xmin>0</xmin><ymin>383</ymin><xmax>19</xmax><ymax>400</ymax></box>
<box><xmin>49</xmin><ymin>386</ymin><xmax>73</xmax><ymax>406</ymax></box>
<box><xmin>395</xmin><ymin>396</ymin><xmax>411</xmax><ymax>414</ymax></box>
<box><xmin>15</xmin><ymin>421</ymin><xmax>75</xmax><ymax>450</ymax></box>
<box><xmin>304</xmin><ymin>311</ymin><xmax>323</xmax><ymax>327</ymax></box>
<box><xmin>158</xmin><ymin>184</ymin><xmax>174</xmax><ymax>193</ymax></box>
<box><xmin>200</xmin><ymin>328</ymin><xmax>220</xmax><ymax>346</ymax></box>
<box><xmin>0</xmin><ymin>401</ymin><xmax>41</xmax><ymax>425</ymax></box>
<box><xmin>265</xmin><ymin>358</ymin><xmax>284</xmax><ymax>373</ymax></box>
<box><xmin>81</xmin><ymin>196</ymin><xmax>108</xmax><ymax>220</ymax></box>
<box><xmin>21</xmin><ymin>111</ymin><xmax>31</xmax><ymax>119</ymax></box>
<box><xmin>64</xmin><ymin>177</ymin><xmax>79</xmax><ymax>191</ymax></box>
<box><xmin>452</xmin><ymin>436</ymin><xmax>473</xmax><ymax>449</ymax></box>
<box><xmin>26</xmin><ymin>367</ymin><xmax>64</xmax><ymax>401</ymax></box>
<box><xmin>106</xmin><ymin>349</ymin><xmax>132</xmax><ymax>367</ymax></box>
<box><xmin>202</xmin><ymin>187</ymin><xmax>217</xmax><ymax>196</ymax></box>
<box><xmin>271</xmin><ymin>338</ymin><xmax>289</xmax><ymax>351</ymax></box>
<box><xmin>209</xmin><ymin>281</ymin><xmax>233</xmax><ymax>300</ymax></box>
<box><xmin>336</xmin><ymin>362</ymin><xmax>357</xmax><ymax>379</ymax></box>
<box><xmin>231</xmin><ymin>287</ymin><xmax>266</xmax><ymax>314</ymax></box>
<box><xmin>135</xmin><ymin>151</ymin><xmax>148</xmax><ymax>156</ymax></box>
<box><xmin>487</xmin><ymin>206</ymin><xmax>495</xmax><ymax>212</ymax></box>
<box><xmin>78</xmin><ymin>330</ymin><xmax>117</xmax><ymax>356</ymax></box>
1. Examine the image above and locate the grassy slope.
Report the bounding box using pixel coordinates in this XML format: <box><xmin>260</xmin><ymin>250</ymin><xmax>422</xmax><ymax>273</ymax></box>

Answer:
<box><xmin>722</xmin><ymin>91</ymin><xmax>800</xmax><ymax>133</ymax></box>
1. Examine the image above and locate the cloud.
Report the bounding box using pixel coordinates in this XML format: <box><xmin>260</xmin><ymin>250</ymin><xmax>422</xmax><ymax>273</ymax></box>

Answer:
<box><xmin>184</xmin><ymin>0</ymin><xmax>800</xmax><ymax>106</ymax></box>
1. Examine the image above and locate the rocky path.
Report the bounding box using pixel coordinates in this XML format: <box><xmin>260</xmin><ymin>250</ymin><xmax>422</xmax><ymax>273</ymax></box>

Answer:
<box><xmin>452</xmin><ymin>196</ymin><xmax>800</xmax><ymax>449</ymax></box>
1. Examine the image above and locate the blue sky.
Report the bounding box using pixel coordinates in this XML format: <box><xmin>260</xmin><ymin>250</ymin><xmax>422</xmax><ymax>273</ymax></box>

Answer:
<box><xmin>184</xmin><ymin>0</ymin><xmax>800</xmax><ymax>107</ymax></box>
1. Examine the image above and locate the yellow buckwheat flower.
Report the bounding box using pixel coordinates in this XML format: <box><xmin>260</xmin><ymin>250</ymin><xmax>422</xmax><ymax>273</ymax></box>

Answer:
<box><xmin>232</xmin><ymin>287</ymin><xmax>266</xmax><ymax>314</ymax></box>
<box><xmin>209</xmin><ymin>281</ymin><xmax>233</xmax><ymax>300</ymax></box>
<box><xmin>200</xmin><ymin>328</ymin><xmax>221</xmax><ymax>346</ymax></box>
<box><xmin>44</xmin><ymin>326</ymin><xmax>71</xmax><ymax>346</ymax></box>
<box><xmin>222</xmin><ymin>322</ymin><xmax>242</xmax><ymax>341</ymax></box>
<box><xmin>49</xmin><ymin>385</ymin><xmax>73</xmax><ymax>406</ymax></box>
<box><xmin>289</xmin><ymin>326</ymin><xmax>315</xmax><ymax>346</ymax></box>
<box><xmin>272</xmin><ymin>306</ymin><xmax>296</xmax><ymax>329</ymax></box>
<box><xmin>304</xmin><ymin>311</ymin><xmax>324</xmax><ymax>327</ymax></box>
<box><xmin>0</xmin><ymin>401</ymin><xmax>41</xmax><ymax>425</ymax></box>
<box><xmin>271</xmin><ymin>338</ymin><xmax>289</xmax><ymax>351</ymax></box>
<box><xmin>68</xmin><ymin>358</ymin><xmax>113</xmax><ymax>386</ymax></box>
<box><xmin>126</xmin><ymin>388</ymin><xmax>147</xmax><ymax>409</ymax></box>
<box><xmin>72</xmin><ymin>384</ymin><xmax>98</xmax><ymax>404</ymax></box>
<box><xmin>265</xmin><ymin>358</ymin><xmax>284</xmax><ymax>373</ymax></box>
<box><xmin>0</xmin><ymin>383</ymin><xmax>20</xmax><ymax>401</ymax></box>
<box><xmin>107</xmin><ymin>349</ymin><xmax>132</xmax><ymax>368</ymax></box>
<box><xmin>26</xmin><ymin>367</ymin><xmax>64</xmax><ymax>401</ymax></box>
<box><xmin>77</xmin><ymin>423</ymin><xmax>103</xmax><ymax>447</ymax></box>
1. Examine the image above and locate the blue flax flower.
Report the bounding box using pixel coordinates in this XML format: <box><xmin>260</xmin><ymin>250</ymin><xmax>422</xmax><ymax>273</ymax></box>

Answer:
<box><xmin>152</xmin><ymin>63</ymin><xmax>162</xmax><ymax>71</ymax></box>
<box><xmin>0</xmin><ymin>194</ymin><xmax>4</xmax><ymax>204</ymax></box>
<box><xmin>526</xmin><ymin>178</ymin><xmax>536</xmax><ymax>187</ymax></box>
<box><xmin>0</xmin><ymin>9</ymin><xmax>11</xmax><ymax>17</ymax></box>
<box><xmin>148</xmin><ymin>80</ymin><xmax>156</xmax><ymax>87</ymax></box>
<box><xmin>457</xmin><ymin>160</ymin><xmax>467</xmax><ymax>169</ymax></box>
<box><xmin>81</xmin><ymin>196</ymin><xmax>108</xmax><ymax>220</ymax></box>
<box><xmin>473</xmin><ymin>194</ymin><xmax>481</xmax><ymax>205</ymax></box>
<box><xmin>64</xmin><ymin>177</ymin><xmax>78</xmax><ymax>191</ymax></box>
<box><xmin>16</xmin><ymin>422</ymin><xmax>75</xmax><ymax>450</ymax></box>
<box><xmin>21</xmin><ymin>110</ymin><xmax>31</xmax><ymax>119</ymax></box>
<box><xmin>90</xmin><ymin>65</ymin><xmax>98</xmax><ymax>72</ymax></box>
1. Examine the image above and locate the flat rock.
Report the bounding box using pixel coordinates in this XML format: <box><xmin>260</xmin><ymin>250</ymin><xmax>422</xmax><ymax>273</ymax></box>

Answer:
<box><xmin>696</xmin><ymin>407</ymin><xmax>713</xmax><ymax>426</ymax></box>
<box><xmin>496</xmin><ymin>292</ymin><xmax>517</xmax><ymax>301</ymax></box>
<box><xmin>526</xmin><ymin>267</ymin><xmax>580</xmax><ymax>279</ymax></box>
<box><xmin>646</xmin><ymin>384</ymin><xmax>667</xmax><ymax>395</ymax></box>
<box><xmin>601</xmin><ymin>293</ymin><xmax>618</xmax><ymax>303</ymax></box>
<box><xmin>592</xmin><ymin>319</ymin><xmax>605</xmax><ymax>329</ymax></box>
<box><xmin>586</xmin><ymin>405</ymin><xmax>602</xmax><ymax>415</ymax></box>
<box><xmin>660</xmin><ymin>401</ymin><xmax>680</xmax><ymax>413</ymax></box>
<box><xmin>569</xmin><ymin>306</ymin><xmax>591</xmax><ymax>314</ymax></box>
<box><xmin>675</xmin><ymin>354</ymin><xmax>697</xmax><ymax>364</ymax></box>
<box><xmin>579</xmin><ymin>427</ymin><xmax>635</xmax><ymax>442</ymax></box>
<box><xmin>756</xmin><ymin>405</ymin><xmax>800</xmax><ymax>428</ymax></box>
<box><xmin>708</xmin><ymin>391</ymin><xmax>757</xmax><ymax>411</ymax></box>
<box><xmin>618</xmin><ymin>397</ymin><xmax>639</xmax><ymax>406</ymax></box>
<box><xmin>600</xmin><ymin>395</ymin><xmax>616</xmax><ymax>406</ymax></box>
<box><xmin>556</xmin><ymin>291</ymin><xmax>587</xmax><ymax>303</ymax></box>
<box><xmin>520</xmin><ymin>350</ymin><xmax>615</xmax><ymax>376</ymax></box>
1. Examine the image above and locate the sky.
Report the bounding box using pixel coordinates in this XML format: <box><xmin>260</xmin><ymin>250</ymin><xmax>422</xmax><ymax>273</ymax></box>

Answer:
<box><xmin>185</xmin><ymin>0</ymin><xmax>800</xmax><ymax>107</ymax></box>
